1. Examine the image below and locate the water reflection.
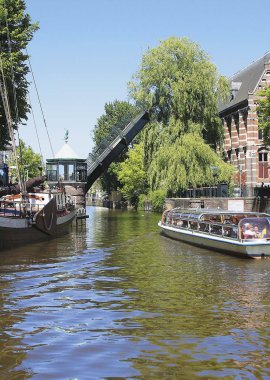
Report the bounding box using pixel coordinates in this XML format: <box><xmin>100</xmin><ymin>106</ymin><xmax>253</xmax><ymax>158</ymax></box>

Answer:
<box><xmin>0</xmin><ymin>206</ymin><xmax>270</xmax><ymax>378</ymax></box>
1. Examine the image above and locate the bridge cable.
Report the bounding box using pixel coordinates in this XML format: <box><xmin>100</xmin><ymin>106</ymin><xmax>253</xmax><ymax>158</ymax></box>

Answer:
<box><xmin>27</xmin><ymin>91</ymin><xmax>44</xmax><ymax>165</ymax></box>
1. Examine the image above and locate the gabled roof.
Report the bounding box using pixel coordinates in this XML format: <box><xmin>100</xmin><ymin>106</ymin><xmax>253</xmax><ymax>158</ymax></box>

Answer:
<box><xmin>54</xmin><ymin>142</ymin><xmax>79</xmax><ymax>159</ymax></box>
<box><xmin>219</xmin><ymin>52</ymin><xmax>270</xmax><ymax>114</ymax></box>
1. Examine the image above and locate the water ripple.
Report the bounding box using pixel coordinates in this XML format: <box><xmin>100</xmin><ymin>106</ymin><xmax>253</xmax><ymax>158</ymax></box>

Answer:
<box><xmin>0</xmin><ymin>207</ymin><xmax>270</xmax><ymax>378</ymax></box>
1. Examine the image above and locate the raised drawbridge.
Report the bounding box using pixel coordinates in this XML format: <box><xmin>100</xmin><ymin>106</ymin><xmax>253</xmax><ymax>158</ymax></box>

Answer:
<box><xmin>85</xmin><ymin>111</ymin><xmax>150</xmax><ymax>192</ymax></box>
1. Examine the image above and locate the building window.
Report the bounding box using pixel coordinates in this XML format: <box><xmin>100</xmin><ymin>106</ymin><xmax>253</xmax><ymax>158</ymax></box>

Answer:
<box><xmin>258</xmin><ymin>129</ymin><xmax>263</xmax><ymax>140</ymax></box>
<box><xmin>258</xmin><ymin>151</ymin><xmax>269</xmax><ymax>179</ymax></box>
<box><xmin>68</xmin><ymin>164</ymin><xmax>75</xmax><ymax>181</ymax></box>
<box><xmin>59</xmin><ymin>164</ymin><xmax>65</xmax><ymax>181</ymax></box>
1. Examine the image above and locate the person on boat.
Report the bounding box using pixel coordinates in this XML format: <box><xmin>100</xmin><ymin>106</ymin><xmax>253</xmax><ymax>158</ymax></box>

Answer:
<box><xmin>231</xmin><ymin>216</ymin><xmax>239</xmax><ymax>225</ymax></box>
<box><xmin>243</xmin><ymin>223</ymin><xmax>255</xmax><ymax>239</ymax></box>
<box><xmin>253</xmin><ymin>225</ymin><xmax>262</xmax><ymax>239</ymax></box>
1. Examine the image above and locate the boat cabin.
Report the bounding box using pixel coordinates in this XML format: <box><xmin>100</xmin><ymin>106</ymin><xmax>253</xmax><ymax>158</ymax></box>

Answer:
<box><xmin>162</xmin><ymin>209</ymin><xmax>270</xmax><ymax>241</ymax></box>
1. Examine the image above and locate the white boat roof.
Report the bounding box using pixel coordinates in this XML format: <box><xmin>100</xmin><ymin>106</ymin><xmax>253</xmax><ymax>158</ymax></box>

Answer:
<box><xmin>169</xmin><ymin>208</ymin><xmax>269</xmax><ymax>217</ymax></box>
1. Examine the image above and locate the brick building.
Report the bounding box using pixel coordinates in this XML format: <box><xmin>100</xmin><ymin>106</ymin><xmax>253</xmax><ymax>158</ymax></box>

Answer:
<box><xmin>219</xmin><ymin>52</ymin><xmax>270</xmax><ymax>196</ymax></box>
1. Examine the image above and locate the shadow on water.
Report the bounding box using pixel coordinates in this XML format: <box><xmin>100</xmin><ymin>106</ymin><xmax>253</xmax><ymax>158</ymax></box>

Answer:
<box><xmin>0</xmin><ymin>206</ymin><xmax>270</xmax><ymax>378</ymax></box>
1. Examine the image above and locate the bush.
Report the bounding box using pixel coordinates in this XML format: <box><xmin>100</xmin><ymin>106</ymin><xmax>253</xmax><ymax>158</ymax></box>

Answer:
<box><xmin>149</xmin><ymin>189</ymin><xmax>167</xmax><ymax>212</ymax></box>
<box><xmin>138</xmin><ymin>194</ymin><xmax>146</xmax><ymax>210</ymax></box>
<box><xmin>138</xmin><ymin>189</ymin><xmax>166</xmax><ymax>212</ymax></box>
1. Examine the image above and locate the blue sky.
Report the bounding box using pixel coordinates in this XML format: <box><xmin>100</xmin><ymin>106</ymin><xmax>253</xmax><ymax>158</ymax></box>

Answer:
<box><xmin>21</xmin><ymin>0</ymin><xmax>270</xmax><ymax>161</ymax></box>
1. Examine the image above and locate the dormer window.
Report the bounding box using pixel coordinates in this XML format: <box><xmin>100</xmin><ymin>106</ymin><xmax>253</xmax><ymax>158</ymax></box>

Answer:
<box><xmin>231</xmin><ymin>81</ymin><xmax>242</xmax><ymax>100</ymax></box>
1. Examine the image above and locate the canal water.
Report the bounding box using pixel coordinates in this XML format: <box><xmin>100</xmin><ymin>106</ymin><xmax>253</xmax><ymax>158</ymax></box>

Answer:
<box><xmin>1</xmin><ymin>206</ymin><xmax>270</xmax><ymax>379</ymax></box>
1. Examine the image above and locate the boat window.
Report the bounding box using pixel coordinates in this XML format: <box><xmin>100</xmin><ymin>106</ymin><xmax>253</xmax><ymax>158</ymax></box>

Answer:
<box><xmin>176</xmin><ymin>220</ymin><xmax>183</xmax><ymax>227</ymax></box>
<box><xmin>201</xmin><ymin>214</ymin><xmax>222</xmax><ymax>223</ymax></box>
<box><xmin>239</xmin><ymin>217</ymin><xmax>270</xmax><ymax>240</ymax></box>
<box><xmin>180</xmin><ymin>213</ymin><xmax>189</xmax><ymax>219</ymax></box>
<box><xmin>210</xmin><ymin>224</ymin><xmax>223</xmax><ymax>235</ymax></box>
<box><xmin>181</xmin><ymin>219</ymin><xmax>189</xmax><ymax>228</ymax></box>
<box><xmin>172</xmin><ymin>218</ymin><xmax>182</xmax><ymax>226</ymax></box>
<box><xmin>188</xmin><ymin>213</ymin><xmax>200</xmax><ymax>220</ymax></box>
<box><xmin>189</xmin><ymin>221</ymin><xmax>198</xmax><ymax>230</ymax></box>
<box><xmin>199</xmin><ymin>222</ymin><xmax>210</xmax><ymax>233</ymax></box>
<box><xmin>223</xmin><ymin>225</ymin><xmax>238</xmax><ymax>239</ymax></box>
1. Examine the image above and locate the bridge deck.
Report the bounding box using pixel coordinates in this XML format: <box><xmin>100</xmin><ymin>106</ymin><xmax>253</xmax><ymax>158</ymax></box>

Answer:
<box><xmin>86</xmin><ymin>111</ymin><xmax>150</xmax><ymax>192</ymax></box>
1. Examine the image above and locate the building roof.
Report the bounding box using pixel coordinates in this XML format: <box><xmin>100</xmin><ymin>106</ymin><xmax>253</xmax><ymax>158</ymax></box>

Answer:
<box><xmin>54</xmin><ymin>142</ymin><xmax>79</xmax><ymax>159</ymax></box>
<box><xmin>219</xmin><ymin>52</ymin><xmax>270</xmax><ymax>114</ymax></box>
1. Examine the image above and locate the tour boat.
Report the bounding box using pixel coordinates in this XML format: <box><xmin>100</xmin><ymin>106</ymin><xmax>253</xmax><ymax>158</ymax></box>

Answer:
<box><xmin>0</xmin><ymin>190</ymin><xmax>75</xmax><ymax>250</ymax></box>
<box><xmin>158</xmin><ymin>208</ymin><xmax>270</xmax><ymax>259</ymax></box>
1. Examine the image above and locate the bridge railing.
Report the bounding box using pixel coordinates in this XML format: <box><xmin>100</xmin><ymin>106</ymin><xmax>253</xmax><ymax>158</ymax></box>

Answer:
<box><xmin>86</xmin><ymin>111</ymin><xmax>149</xmax><ymax>176</ymax></box>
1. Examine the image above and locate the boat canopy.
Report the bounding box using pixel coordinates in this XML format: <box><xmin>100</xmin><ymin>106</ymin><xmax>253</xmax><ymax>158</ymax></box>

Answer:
<box><xmin>166</xmin><ymin>208</ymin><xmax>269</xmax><ymax>223</ymax></box>
<box><xmin>239</xmin><ymin>217</ymin><xmax>270</xmax><ymax>240</ymax></box>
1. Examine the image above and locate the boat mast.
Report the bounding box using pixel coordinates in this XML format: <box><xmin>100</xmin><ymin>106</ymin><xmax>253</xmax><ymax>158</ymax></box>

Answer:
<box><xmin>0</xmin><ymin>2</ymin><xmax>26</xmax><ymax>193</ymax></box>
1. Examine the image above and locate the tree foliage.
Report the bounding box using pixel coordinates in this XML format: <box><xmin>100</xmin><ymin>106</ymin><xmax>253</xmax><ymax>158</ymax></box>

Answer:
<box><xmin>0</xmin><ymin>0</ymin><xmax>39</xmax><ymax>149</ymax></box>
<box><xmin>129</xmin><ymin>37</ymin><xmax>229</xmax><ymax>146</ymax></box>
<box><xmin>7</xmin><ymin>139</ymin><xmax>43</xmax><ymax>181</ymax></box>
<box><xmin>138</xmin><ymin>188</ymin><xmax>167</xmax><ymax>212</ymax></box>
<box><xmin>147</xmin><ymin>129</ymin><xmax>233</xmax><ymax>194</ymax></box>
<box><xmin>92</xmin><ymin>100</ymin><xmax>141</xmax><ymax>148</ymax></box>
<box><xmin>127</xmin><ymin>37</ymin><xmax>232</xmax><ymax>193</ymax></box>
<box><xmin>257</xmin><ymin>86</ymin><xmax>270</xmax><ymax>145</ymax></box>
<box><xmin>115</xmin><ymin>143</ymin><xmax>148</xmax><ymax>206</ymax></box>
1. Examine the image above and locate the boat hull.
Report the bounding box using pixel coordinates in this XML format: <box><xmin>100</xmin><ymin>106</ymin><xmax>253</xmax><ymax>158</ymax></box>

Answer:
<box><xmin>0</xmin><ymin>211</ymin><xmax>75</xmax><ymax>251</ymax></box>
<box><xmin>158</xmin><ymin>222</ymin><xmax>270</xmax><ymax>259</ymax></box>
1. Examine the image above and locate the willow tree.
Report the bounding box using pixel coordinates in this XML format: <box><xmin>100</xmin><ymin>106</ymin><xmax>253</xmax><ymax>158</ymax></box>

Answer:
<box><xmin>148</xmin><ymin>125</ymin><xmax>233</xmax><ymax>194</ymax></box>
<box><xmin>128</xmin><ymin>37</ymin><xmax>231</xmax><ymax>192</ymax></box>
<box><xmin>0</xmin><ymin>0</ymin><xmax>38</xmax><ymax>149</ymax></box>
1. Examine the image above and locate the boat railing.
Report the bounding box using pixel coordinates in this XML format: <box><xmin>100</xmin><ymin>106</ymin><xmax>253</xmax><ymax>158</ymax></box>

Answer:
<box><xmin>0</xmin><ymin>200</ymin><xmax>44</xmax><ymax>218</ymax></box>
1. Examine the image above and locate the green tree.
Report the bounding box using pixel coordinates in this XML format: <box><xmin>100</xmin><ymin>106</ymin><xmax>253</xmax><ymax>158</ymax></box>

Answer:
<box><xmin>0</xmin><ymin>0</ymin><xmax>39</xmax><ymax>149</ymax></box>
<box><xmin>7</xmin><ymin>139</ymin><xmax>43</xmax><ymax>181</ymax></box>
<box><xmin>128</xmin><ymin>37</ymin><xmax>232</xmax><ymax>193</ymax></box>
<box><xmin>115</xmin><ymin>143</ymin><xmax>148</xmax><ymax>207</ymax></box>
<box><xmin>148</xmin><ymin>129</ymin><xmax>233</xmax><ymax>194</ymax></box>
<box><xmin>257</xmin><ymin>86</ymin><xmax>270</xmax><ymax>145</ymax></box>
<box><xmin>92</xmin><ymin>100</ymin><xmax>141</xmax><ymax>148</ymax></box>
<box><xmin>129</xmin><ymin>37</ymin><xmax>229</xmax><ymax>146</ymax></box>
